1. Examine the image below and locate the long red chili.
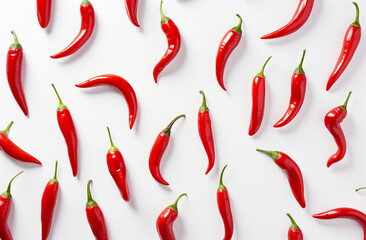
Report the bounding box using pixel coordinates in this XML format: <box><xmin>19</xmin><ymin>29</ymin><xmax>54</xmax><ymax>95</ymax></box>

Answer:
<box><xmin>324</xmin><ymin>91</ymin><xmax>352</xmax><ymax>168</ymax></box>
<box><xmin>37</xmin><ymin>0</ymin><xmax>52</xmax><ymax>28</ymax></box>
<box><xmin>125</xmin><ymin>0</ymin><xmax>139</xmax><ymax>27</ymax></box>
<box><xmin>50</xmin><ymin>0</ymin><xmax>94</xmax><ymax>59</ymax></box>
<box><xmin>287</xmin><ymin>213</ymin><xmax>303</xmax><ymax>240</ymax></box>
<box><xmin>248</xmin><ymin>56</ymin><xmax>272</xmax><ymax>136</ymax></box>
<box><xmin>85</xmin><ymin>180</ymin><xmax>108</xmax><ymax>240</ymax></box>
<box><xmin>52</xmin><ymin>84</ymin><xmax>78</xmax><ymax>177</ymax></box>
<box><xmin>75</xmin><ymin>74</ymin><xmax>138</xmax><ymax>130</ymax></box>
<box><xmin>149</xmin><ymin>114</ymin><xmax>185</xmax><ymax>185</ymax></box>
<box><xmin>256</xmin><ymin>149</ymin><xmax>306</xmax><ymax>208</ymax></box>
<box><xmin>106</xmin><ymin>127</ymin><xmax>130</xmax><ymax>201</ymax></box>
<box><xmin>261</xmin><ymin>0</ymin><xmax>314</xmax><ymax>39</ymax></box>
<box><xmin>0</xmin><ymin>171</ymin><xmax>23</xmax><ymax>240</ymax></box>
<box><xmin>7</xmin><ymin>31</ymin><xmax>28</xmax><ymax>116</ymax></box>
<box><xmin>156</xmin><ymin>193</ymin><xmax>187</xmax><ymax>240</ymax></box>
<box><xmin>326</xmin><ymin>2</ymin><xmax>361</xmax><ymax>91</ymax></box>
<box><xmin>216</xmin><ymin>14</ymin><xmax>242</xmax><ymax>91</ymax></box>
<box><xmin>41</xmin><ymin>161</ymin><xmax>59</xmax><ymax>240</ymax></box>
<box><xmin>153</xmin><ymin>0</ymin><xmax>181</xmax><ymax>83</ymax></box>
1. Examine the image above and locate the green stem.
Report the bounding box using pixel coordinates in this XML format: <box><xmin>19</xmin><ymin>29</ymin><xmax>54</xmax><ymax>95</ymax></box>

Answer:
<box><xmin>10</xmin><ymin>30</ymin><xmax>22</xmax><ymax>49</ymax></box>
<box><xmin>199</xmin><ymin>90</ymin><xmax>209</xmax><ymax>111</ymax></box>
<box><xmin>256</xmin><ymin>148</ymin><xmax>279</xmax><ymax>161</ymax></box>
<box><xmin>81</xmin><ymin>0</ymin><xmax>92</xmax><ymax>5</ymax></box>
<box><xmin>218</xmin><ymin>164</ymin><xmax>228</xmax><ymax>190</ymax></box>
<box><xmin>1</xmin><ymin>121</ymin><xmax>14</xmax><ymax>136</ymax></box>
<box><xmin>340</xmin><ymin>91</ymin><xmax>352</xmax><ymax>112</ymax></box>
<box><xmin>352</xmin><ymin>2</ymin><xmax>360</xmax><ymax>27</ymax></box>
<box><xmin>287</xmin><ymin>213</ymin><xmax>300</xmax><ymax>230</ymax></box>
<box><xmin>257</xmin><ymin>56</ymin><xmax>272</xmax><ymax>78</ymax></box>
<box><xmin>294</xmin><ymin>49</ymin><xmax>306</xmax><ymax>74</ymax></box>
<box><xmin>162</xmin><ymin>114</ymin><xmax>186</xmax><ymax>136</ymax></box>
<box><xmin>231</xmin><ymin>14</ymin><xmax>243</xmax><ymax>34</ymax></box>
<box><xmin>51</xmin><ymin>84</ymin><xmax>67</xmax><ymax>110</ymax></box>
<box><xmin>168</xmin><ymin>193</ymin><xmax>187</xmax><ymax>212</ymax></box>
<box><xmin>86</xmin><ymin>180</ymin><xmax>98</xmax><ymax>208</ymax></box>
<box><xmin>2</xmin><ymin>171</ymin><xmax>23</xmax><ymax>198</ymax></box>
<box><xmin>160</xmin><ymin>0</ymin><xmax>170</xmax><ymax>25</ymax></box>
<box><xmin>355</xmin><ymin>187</ymin><xmax>366</xmax><ymax>192</ymax></box>
<box><xmin>107</xmin><ymin>127</ymin><xmax>119</xmax><ymax>152</ymax></box>
<box><xmin>51</xmin><ymin>160</ymin><xmax>59</xmax><ymax>184</ymax></box>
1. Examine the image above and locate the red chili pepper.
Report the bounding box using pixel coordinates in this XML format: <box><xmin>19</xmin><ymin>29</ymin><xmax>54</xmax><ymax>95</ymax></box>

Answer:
<box><xmin>261</xmin><ymin>0</ymin><xmax>314</xmax><ymax>39</ymax></box>
<box><xmin>216</xmin><ymin>14</ymin><xmax>242</xmax><ymax>91</ymax></box>
<box><xmin>0</xmin><ymin>121</ymin><xmax>42</xmax><ymax>165</ymax></box>
<box><xmin>156</xmin><ymin>193</ymin><xmax>187</xmax><ymax>240</ymax></box>
<box><xmin>37</xmin><ymin>0</ymin><xmax>52</xmax><ymax>28</ymax></box>
<box><xmin>149</xmin><ymin>114</ymin><xmax>185</xmax><ymax>185</ymax></box>
<box><xmin>326</xmin><ymin>2</ymin><xmax>361</xmax><ymax>91</ymax></box>
<box><xmin>52</xmin><ymin>84</ymin><xmax>78</xmax><ymax>177</ymax></box>
<box><xmin>324</xmin><ymin>91</ymin><xmax>352</xmax><ymax>168</ymax></box>
<box><xmin>274</xmin><ymin>50</ymin><xmax>307</xmax><ymax>128</ymax></box>
<box><xmin>125</xmin><ymin>0</ymin><xmax>139</xmax><ymax>27</ymax></box>
<box><xmin>7</xmin><ymin>31</ymin><xmax>28</xmax><ymax>117</ymax></box>
<box><xmin>85</xmin><ymin>180</ymin><xmax>109</xmax><ymax>240</ymax></box>
<box><xmin>198</xmin><ymin>90</ymin><xmax>215</xmax><ymax>175</ymax></box>
<box><xmin>153</xmin><ymin>0</ymin><xmax>181</xmax><ymax>83</ymax></box>
<box><xmin>106</xmin><ymin>127</ymin><xmax>130</xmax><ymax>201</ymax></box>
<box><xmin>287</xmin><ymin>213</ymin><xmax>303</xmax><ymax>240</ymax></box>
<box><xmin>248</xmin><ymin>56</ymin><xmax>272</xmax><ymax>136</ymax></box>
<box><xmin>41</xmin><ymin>161</ymin><xmax>59</xmax><ymax>240</ymax></box>
<box><xmin>75</xmin><ymin>74</ymin><xmax>138</xmax><ymax>130</ymax></box>
<box><xmin>50</xmin><ymin>0</ymin><xmax>95</xmax><ymax>59</ymax></box>
<box><xmin>256</xmin><ymin>149</ymin><xmax>306</xmax><ymax>208</ymax></box>
<box><xmin>217</xmin><ymin>165</ymin><xmax>234</xmax><ymax>240</ymax></box>
<box><xmin>0</xmin><ymin>171</ymin><xmax>23</xmax><ymax>240</ymax></box>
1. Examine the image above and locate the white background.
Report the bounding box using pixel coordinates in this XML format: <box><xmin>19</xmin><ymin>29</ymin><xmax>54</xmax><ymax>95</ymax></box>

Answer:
<box><xmin>0</xmin><ymin>0</ymin><xmax>365</xmax><ymax>239</ymax></box>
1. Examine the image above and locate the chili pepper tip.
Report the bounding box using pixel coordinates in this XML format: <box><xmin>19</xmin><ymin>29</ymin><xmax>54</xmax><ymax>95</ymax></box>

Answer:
<box><xmin>340</xmin><ymin>91</ymin><xmax>352</xmax><ymax>112</ymax></box>
<box><xmin>352</xmin><ymin>2</ymin><xmax>360</xmax><ymax>27</ymax></box>
<box><xmin>287</xmin><ymin>213</ymin><xmax>300</xmax><ymax>229</ymax></box>
<box><xmin>168</xmin><ymin>193</ymin><xmax>187</xmax><ymax>212</ymax></box>
<box><xmin>218</xmin><ymin>164</ymin><xmax>228</xmax><ymax>190</ymax></box>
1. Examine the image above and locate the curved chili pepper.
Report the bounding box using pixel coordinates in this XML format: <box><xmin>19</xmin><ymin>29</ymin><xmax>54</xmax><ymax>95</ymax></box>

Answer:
<box><xmin>256</xmin><ymin>149</ymin><xmax>306</xmax><ymax>208</ymax></box>
<box><xmin>0</xmin><ymin>171</ymin><xmax>23</xmax><ymax>240</ymax></box>
<box><xmin>153</xmin><ymin>0</ymin><xmax>181</xmax><ymax>83</ymax></box>
<box><xmin>75</xmin><ymin>74</ymin><xmax>138</xmax><ymax>129</ymax></box>
<box><xmin>156</xmin><ymin>193</ymin><xmax>187</xmax><ymax>240</ymax></box>
<box><xmin>326</xmin><ymin>2</ymin><xmax>361</xmax><ymax>91</ymax></box>
<box><xmin>249</xmin><ymin>56</ymin><xmax>272</xmax><ymax>136</ymax></box>
<box><xmin>325</xmin><ymin>91</ymin><xmax>352</xmax><ymax>168</ymax></box>
<box><xmin>52</xmin><ymin>84</ymin><xmax>78</xmax><ymax>177</ymax></box>
<box><xmin>106</xmin><ymin>127</ymin><xmax>130</xmax><ymax>201</ymax></box>
<box><xmin>85</xmin><ymin>180</ymin><xmax>109</xmax><ymax>240</ymax></box>
<box><xmin>216</xmin><ymin>14</ymin><xmax>242</xmax><ymax>91</ymax></box>
<box><xmin>125</xmin><ymin>0</ymin><xmax>139</xmax><ymax>27</ymax></box>
<box><xmin>287</xmin><ymin>213</ymin><xmax>303</xmax><ymax>240</ymax></box>
<box><xmin>149</xmin><ymin>114</ymin><xmax>185</xmax><ymax>185</ymax></box>
<box><xmin>50</xmin><ymin>0</ymin><xmax>94</xmax><ymax>59</ymax></box>
<box><xmin>261</xmin><ymin>0</ymin><xmax>314</xmax><ymax>39</ymax></box>
<box><xmin>0</xmin><ymin>121</ymin><xmax>42</xmax><ymax>165</ymax></box>
<box><xmin>37</xmin><ymin>0</ymin><xmax>52</xmax><ymax>28</ymax></box>
<box><xmin>198</xmin><ymin>90</ymin><xmax>215</xmax><ymax>175</ymax></box>
<box><xmin>41</xmin><ymin>161</ymin><xmax>59</xmax><ymax>240</ymax></box>
<box><xmin>274</xmin><ymin>49</ymin><xmax>307</xmax><ymax>128</ymax></box>
<box><xmin>7</xmin><ymin>31</ymin><xmax>28</xmax><ymax>116</ymax></box>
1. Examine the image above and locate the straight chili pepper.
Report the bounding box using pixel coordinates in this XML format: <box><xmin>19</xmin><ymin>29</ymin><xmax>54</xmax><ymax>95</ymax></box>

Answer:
<box><xmin>156</xmin><ymin>193</ymin><xmax>187</xmax><ymax>240</ymax></box>
<box><xmin>326</xmin><ymin>2</ymin><xmax>361</xmax><ymax>91</ymax></box>
<box><xmin>216</xmin><ymin>14</ymin><xmax>242</xmax><ymax>91</ymax></box>
<box><xmin>287</xmin><ymin>213</ymin><xmax>303</xmax><ymax>240</ymax></box>
<box><xmin>325</xmin><ymin>91</ymin><xmax>352</xmax><ymax>168</ymax></box>
<box><xmin>52</xmin><ymin>84</ymin><xmax>78</xmax><ymax>177</ymax></box>
<box><xmin>249</xmin><ymin>56</ymin><xmax>272</xmax><ymax>136</ymax></box>
<box><xmin>106</xmin><ymin>127</ymin><xmax>130</xmax><ymax>201</ymax></box>
<box><xmin>37</xmin><ymin>0</ymin><xmax>52</xmax><ymax>28</ymax></box>
<box><xmin>256</xmin><ymin>149</ymin><xmax>306</xmax><ymax>208</ymax></box>
<box><xmin>198</xmin><ymin>90</ymin><xmax>215</xmax><ymax>175</ymax></box>
<box><xmin>149</xmin><ymin>114</ymin><xmax>185</xmax><ymax>185</ymax></box>
<box><xmin>0</xmin><ymin>171</ymin><xmax>23</xmax><ymax>240</ymax></box>
<box><xmin>86</xmin><ymin>180</ymin><xmax>109</xmax><ymax>240</ymax></box>
<box><xmin>75</xmin><ymin>74</ymin><xmax>138</xmax><ymax>130</ymax></box>
<box><xmin>125</xmin><ymin>0</ymin><xmax>139</xmax><ymax>27</ymax></box>
<box><xmin>274</xmin><ymin>49</ymin><xmax>307</xmax><ymax>128</ymax></box>
<box><xmin>7</xmin><ymin>31</ymin><xmax>28</xmax><ymax>116</ymax></box>
<box><xmin>153</xmin><ymin>0</ymin><xmax>181</xmax><ymax>83</ymax></box>
<box><xmin>41</xmin><ymin>161</ymin><xmax>59</xmax><ymax>240</ymax></box>
<box><xmin>51</xmin><ymin>0</ymin><xmax>94</xmax><ymax>59</ymax></box>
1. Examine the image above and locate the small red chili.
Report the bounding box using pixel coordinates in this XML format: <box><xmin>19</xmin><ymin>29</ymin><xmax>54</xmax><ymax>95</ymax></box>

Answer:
<box><xmin>326</xmin><ymin>2</ymin><xmax>361</xmax><ymax>91</ymax></box>
<box><xmin>52</xmin><ymin>84</ymin><xmax>79</xmax><ymax>177</ymax></box>
<box><xmin>156</xmin><ymin>193</ymin><xmax>187</xmax><ymax>240</ymax></box>
<box><xmin>37</xmin><ymin>0</ymin><xmax>52</xmax><ymax>28</ymax></box>
<box><xmin>257</xmin><ymin>149</ymin><xmax>306</xmax><ymax>208</ymax></box>
<box><xmin>149</xmin><ymin>114</ymin><xmax>185</xmax><ymax>185</ymax></box>
<box><xmin>274</xmin><ymin>49</ymin><xmax>307</xmax><ymax>128</ymax></box>
<box><xmin>324</xmin><ymin>91</ymin><xmax>352</xmax><ymax>168</ymax></box>
<box><xmin>287</xmin><ymin>213</ymin><xmax>303</xmax><ymax>240</ymax></box>
<box><xmin>41</xmin><ymin>161</ymin><xmax>59</xmax><ymax>240</ymax></box>
<box><xmin>216</xmin><ymin>14</ymin><xmax>242</xmax><ymax>91</ymax></box>
<box><xmin>125</xmin><ymin>0</ymin><xmax>139</xmax><ymax>27</ymax></box>
<box><xmin>51</xmin><ymin>0</ymin><xmax>95</xmax><ymax>59</ymax></box>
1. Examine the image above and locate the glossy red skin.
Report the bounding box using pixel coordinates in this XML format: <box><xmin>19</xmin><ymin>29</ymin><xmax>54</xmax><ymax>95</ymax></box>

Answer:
<box><xmin>41</xmin><ymin>181</ymin><xmax>59</xmax><ymax>240</ymax></box>
<box><xmin>107</xmin><ymin>150</ymin><xmax>130</xmax><ymax>201</ymax></box>
<box><xmin>156</xmin><ymin>207</ymin><xmax>178</xmax><ymax>240</ymax></box>
<box><xmin>75</xmin><ymin>74</ymin><xmax>138</xmax><ymax>129</ymax></box>
<box><xmin>249</xmin><ymin>75</ymin><xmax>265</xmax><ymax>136</ymax></box>
<box><xmin>0</xmin><ymin>196</ymin><xmax>12</xmax><ymax>240</ymax></box>
<box><xmin>216</xmin><ymin>30</ymin><xmax>241</xmax><ymax>91</ymax></box>
<box><xmin>217</xmin><ymin>189</ymin><xmax>233</xmax><ymax>240</ymax></box>
<box><xmin>86</xmin><ymin>205</ymin><xmax>108</xmax><ymax>240</ymax></box>
<box><xmin>274</xmin><ymin>73</ymin><xmax>306</xmax><ymax>128</ymax></box>
<box><xmin>288</xmin><ymin>229</ymin><xmax>303</xmax><ymax>240</ymax></box>
<box><xmin>57</xmin><ymin>109</ymin><xmax>78</xmax><ymax>177</ymax></box>
<box><xmin>149</xmin><ymin>132</ymin><xmax>170</xmax><ymax>185</ymax></box>
<box><xmin>261</xmin><ymin>0</ymin><xmax>314</xmax><ymax>39</ymax></box>
<box><xmin>326</xmin><ymin>25</ymin><xmax>361</xmax><ymax>91</ymax></box>
<box><xmin>37</xmin><ymin>0</ymin><xmax>52</xmax><ymax>28</ymax></box>
<box><xmin>153</xmin><ymin>19</ymin><xmax>181</xmax><ymax>83</ymax></box>
<box><xmin>7</xmin><ymin>47</ymin><xmax>28</xmax><ymax>116</ymax></box>
<box><xmin>50</xmin><ymin>3</ymin><xmax>94</xmax><ymax>59</ymax></box>
<box><xmin>198</xmin><ymin>110</ymin><xmax>215</xmax><ymax>174</ymax></box>
<box><xmin>324</xmin><ymin>106</ymin><xmax>347</xmax><ymax>167</ymax></box>
<box><xmin>125</xmin><ymin>0</ymin><xmax>139</xmax><ymax>27</ymax></box>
